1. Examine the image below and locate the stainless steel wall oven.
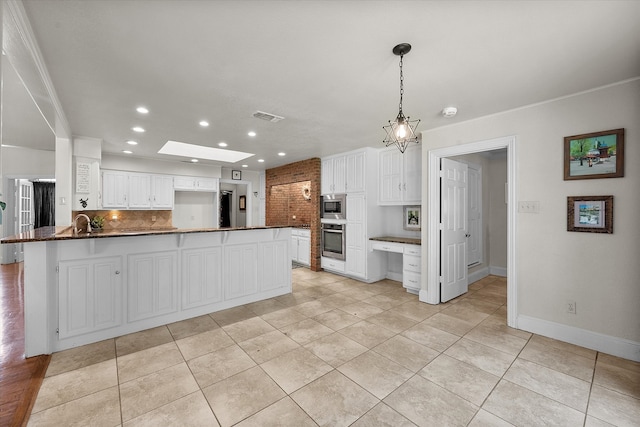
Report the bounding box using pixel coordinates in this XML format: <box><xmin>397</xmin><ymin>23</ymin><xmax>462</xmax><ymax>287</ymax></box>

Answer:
<box><xmin>321</xmin><ymin>222</ymin><xmax>345</xmax><ymax>260</ymax></box>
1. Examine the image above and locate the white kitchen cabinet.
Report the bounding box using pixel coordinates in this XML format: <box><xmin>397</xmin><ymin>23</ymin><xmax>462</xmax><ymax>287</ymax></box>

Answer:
<box><xmin>102</xmin><ymin>170</ymin><xmax>128</xmax><ymax>208</ymax></box>
<box><xmin>151</xmin><ymin>175</ymin><xmax>174</xmax><ymax>209</ymax></box>
<box><xmin>378</xmin><ymin>144</ymin><xmax>422</xmax><ymax>205</ymax></box>
<box><xmin>345</xmin><ymin>151</ymin><xmax>366</xmax><ymax>193</ymax></box>
<box><xmin>402</xmin><ymin>251</ymin><xmax>421</xmax><ymax>294</ymax></box>
<box><xmin>182</xmin><ymin>247</ymin><xmax>223</xmax><ymax>309</ymax></box>
<box><xmin>321</xmin><ymin>257</ymin><xmax>345</xmax><ymax>273</ymax></box>
<box><xmin>128</xmin><ymin>251</ymin><xmax>178</xmax><ymax>322</ymax></box>
<box><xmin>346</xmin><ymin>193</ymin><xmax>366</xmax><ymax>279</ymax></box>
<box><xmin>173</xmin><ymin>176</ymin><xmax>218</xmax><ymax>192</ymax></box>
<box><xmin>225</xmin><ymin>244</ymin><xmax>258</xmax><ymax>300</ymax></box>
<box><xmin>58</xmin><ymin>257</ymin><xmax>123</xmax><ymax>339</ymax></box>
<box><xmin>196</xmin><ymin>178</ymin><xmax>218</xmax><ymax>191</ymax></box>
<box><xmin>259</xmin><ymin>240</ymin><xmax>290</xmax><ymax>292</ymax></box>
<box><xmin>321</xmin><ymin>156</ymin><xmax>346</xmax><ymax>195</ymax></box>
<box><xmin>291</xmin><ymin>229</ymin><xmax>311</xmax><ymax>266</ymax></box>
<box><xmin>128</xmin><ymin>173</ymin><xmax>152</xmax><ymax>209</ymax></box>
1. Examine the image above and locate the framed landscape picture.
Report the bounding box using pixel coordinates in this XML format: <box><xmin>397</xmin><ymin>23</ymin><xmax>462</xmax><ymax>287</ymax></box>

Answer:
<box><xmin>567</xmin><ymin>195</ymin><xmax>613</xmax><ymax>234</ymax></box>
<box><xmin>403</xmin><ymin>206</ymin><xmax>421</xmax><ymax>231</ymax></box>
<box><xmin>564</xmin><ymin>128</ymin><xmax>624</xmax><ymax>180</ymax></box>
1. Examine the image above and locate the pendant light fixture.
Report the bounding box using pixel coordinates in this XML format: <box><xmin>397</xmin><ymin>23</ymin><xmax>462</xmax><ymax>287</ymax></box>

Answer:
<box><xmin>383</xmin><ymin>43</ymin><xmax>420</xmax><ymax>153</ymax></box>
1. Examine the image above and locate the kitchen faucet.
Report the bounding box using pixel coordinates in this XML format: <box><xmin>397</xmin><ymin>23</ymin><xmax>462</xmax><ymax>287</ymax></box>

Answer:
<box><xmin>73</xmin><ymin>213</ymin><xmax>92</xmax><ymax>234</ymax></box>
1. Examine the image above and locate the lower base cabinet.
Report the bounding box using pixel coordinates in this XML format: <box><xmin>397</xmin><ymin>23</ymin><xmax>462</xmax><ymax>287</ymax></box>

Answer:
<box><xmin>128</xmin><ymin>251</ymin><xmax>178</xmax><ymax>322</ymax></box>
<box><xmin>291</xmin><ymin>229</ymin><xmax>311</xmax><ymax>266</ymax></box>
<box><xmin>182</xmin><ymin>247</ymin><xmax>223</xmax><ymax>309</ymax></box>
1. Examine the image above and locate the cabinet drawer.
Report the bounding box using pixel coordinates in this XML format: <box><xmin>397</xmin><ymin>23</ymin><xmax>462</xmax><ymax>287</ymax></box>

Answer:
<box><xmin>371</xmin><ymin>242</ymin><xmax>403</xmax><ymax>253</ymax></box>
<box><xmin>403</xmin><ymin>254</ymin><xmax>421</xmax><ymax>273</ymax></box>
<box><xmin>403</xmin><ymin>271</ymin><xmax>421</xmax><ymax>291</ymax></box>
<box><xmin>322</xmin><ymin>257</ymin><xmax>345</xmax><ymax>273</ymax></box>
<box><xmin>404</xmin><ymin>245</ymin><xmax>421</xmax><ymax>256</ymax></box>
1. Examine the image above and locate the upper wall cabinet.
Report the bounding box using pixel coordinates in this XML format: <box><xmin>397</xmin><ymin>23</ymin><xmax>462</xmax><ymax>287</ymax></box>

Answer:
<box><xmin>101</xmin><ymin>170</ymin><xmax>175</xmax><ymax>210</ymax></box>
<box><xmin>378</xmin><ymin>144</ymin><xmax>422</xmax><ymax>205</ymax></box>
<box><xmin>102</xmin><ymin>170</ymin><xmax>129</xmax><ymax>208</ymax></box>
<box><xmin>321</xmin><ymin>150</ymin><xmax>367</xmax><ymax>195</ymax></box>
<box><xmin>173</xmin><ymin>176</ymin><xmax>219</xmax><ymax>192</ymax></box>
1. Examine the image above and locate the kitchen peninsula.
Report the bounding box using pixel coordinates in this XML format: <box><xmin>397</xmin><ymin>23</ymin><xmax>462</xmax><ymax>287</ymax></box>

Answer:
<box><xmin>2</xmin><ymin>226</ymin><xmax>292</xmax><ymax>357</ymax></box>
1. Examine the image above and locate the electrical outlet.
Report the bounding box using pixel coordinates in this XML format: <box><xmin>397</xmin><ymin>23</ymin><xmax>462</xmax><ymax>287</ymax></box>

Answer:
<box><xmin>567</xmin><ymin>301</ymin><xmax>576</xmax><ymax>314</ymax></box>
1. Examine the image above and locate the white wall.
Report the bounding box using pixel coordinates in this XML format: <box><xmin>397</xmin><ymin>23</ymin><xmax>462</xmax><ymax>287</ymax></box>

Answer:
<box><xmin>488</xmin><ymin>154</ymin><xmax>507</xmax><ymax>270</ymax></box>
<box><xmin>421</xmin><ymin>79</ymin><xmax>640</xmax><ymax>346</ymax></box>
<box><xmin>1</xmin><ymin>146</ymin><xmax>55</xmax><ymax>176</ymax></box>
<box><xmin>173</xmin><ymin>191</ymin><xmax>217</xmax><ymax>229</ymax></box>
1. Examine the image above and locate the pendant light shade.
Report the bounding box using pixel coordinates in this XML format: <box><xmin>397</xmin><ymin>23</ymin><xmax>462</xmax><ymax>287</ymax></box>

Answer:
<box><xmin>383</xmin><ymin>43</ymin><xmax>420</xmax><ymax>153</ymax></box>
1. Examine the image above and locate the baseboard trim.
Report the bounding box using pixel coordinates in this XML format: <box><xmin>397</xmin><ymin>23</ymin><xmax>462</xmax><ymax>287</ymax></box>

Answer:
<box><xmin>468</xmin><ymin>267</ymin><xmax>489</xmax><ymax>284</ymax></box>
<box><xmin>489</xmin><ymin>266</ymin><xmax>507</xmax><ymax>277</ymax></box>
<box><xmin>518</xmin><ymin>314</ymin><xmax>640</xmax><ymax>362</ymax></box>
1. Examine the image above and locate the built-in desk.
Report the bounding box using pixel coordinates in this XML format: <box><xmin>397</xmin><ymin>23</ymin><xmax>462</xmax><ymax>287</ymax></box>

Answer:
<box><xmin>369</xmin><ymin>237</ymin><xmax>421</xmax><ymax>294</ymax></box>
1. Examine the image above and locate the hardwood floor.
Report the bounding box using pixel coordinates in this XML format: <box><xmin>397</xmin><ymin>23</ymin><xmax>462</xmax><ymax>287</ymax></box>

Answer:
<box><xmin>0</xmin><ymin>262</ymin><xmax>50</xmax><ymax>427</ymax></box>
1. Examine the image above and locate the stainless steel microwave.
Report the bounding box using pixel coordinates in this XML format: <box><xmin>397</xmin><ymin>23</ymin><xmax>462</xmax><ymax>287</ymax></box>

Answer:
<box><xmin>321</xmin><ymin>194</ymin><xmax>346</xmax><ymax>220</ymax></box>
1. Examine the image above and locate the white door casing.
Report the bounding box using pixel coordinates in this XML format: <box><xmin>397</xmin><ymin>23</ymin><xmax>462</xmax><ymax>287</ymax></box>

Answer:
<box><xmin>440</xmin><ymin>158</ymin><xmax>469</xmax><ymax>302</ymax></box>
<box><xmin>467</xmin><ymin>163</ymin><xmax>482</xmax><ymax>266</ymax></box>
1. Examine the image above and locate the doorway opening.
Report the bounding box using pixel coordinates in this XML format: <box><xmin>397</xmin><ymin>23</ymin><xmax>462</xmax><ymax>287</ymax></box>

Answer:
<box><xmin>422</xmin><ymin>135</ymin><xmax>517</xmax><ymax>328</ymax></box>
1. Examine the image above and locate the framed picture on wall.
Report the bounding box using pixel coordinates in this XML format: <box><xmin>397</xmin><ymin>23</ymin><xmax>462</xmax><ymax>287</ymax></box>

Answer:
<box><xmin>239</xmin><ymin>195</ymin><xmax>246</xmax><ymax>211</ymax></box>
<box><xmin>232</xmin><ymin>170</ymin><xmax>242</xmax><ymax>180</ymax></box>
<box><xmin>403</xmin><ymin>206</ymin><xmax>421</xmax><ymax>231</ymax></box>
<box><xmin>567</xmin><ymin>195</ymin><xmax>613</xmax><ymax>233</ymax></box>
<box><xmin>564</xmin><ymin>128</ymin><xmax>624</xmax><ymax>180</ymax></box>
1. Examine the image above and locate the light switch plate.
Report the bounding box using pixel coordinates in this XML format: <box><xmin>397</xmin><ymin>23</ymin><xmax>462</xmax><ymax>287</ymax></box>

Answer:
<box><xmin>518</xmin><ymin>201</ymin><xmax>540</xmax><ymax>213</ymax></box>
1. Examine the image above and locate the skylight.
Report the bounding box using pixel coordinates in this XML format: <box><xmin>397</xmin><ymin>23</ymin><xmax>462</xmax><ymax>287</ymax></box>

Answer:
<box><xmin>158</xmin><ymin>140</ymin><xmax>254</xmax><ymax>163</ymax></box>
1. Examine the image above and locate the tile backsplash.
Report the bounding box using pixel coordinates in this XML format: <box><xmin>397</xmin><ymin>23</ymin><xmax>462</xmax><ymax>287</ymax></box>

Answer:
<box><xmin>71</xmin><ymin>210</ymin><xmax>173</xmax><ymax>230</ymax></box>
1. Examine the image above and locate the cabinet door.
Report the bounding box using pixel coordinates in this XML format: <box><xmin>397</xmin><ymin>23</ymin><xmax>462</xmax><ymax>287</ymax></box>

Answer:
<box><xmin>346</xmin><ymin>151</ymin><xmax>366</xmax><ymax>193</ymax></box>
<box><xmin>297</xmin><ymin>236</ymin><xmax>311</xmax><ymax>266</ymax></box>
<box><xmin>224</xmin><ymin>244</ymin><xmax>258</xmax><ymax>300</ymax></box>
<box><xmin>128</xmin><ymin>251</ymin><xmax>178</xmax><ymax>322</ymax></box>
<box><xmin>152</xmin><ymin>175</ymin><xmax>174</xmax><ymax>208</ymax></box>
<box><xmin>58</xmin><ymin>257</ymin><xmax>122</xmax><ymax>339</ymax></box>
<box><xmin>321</xmin><ymin>158</ymin><xmax>334</xmax><ymax>195</ymax></box>
<box><xmin>403</xmin><ymin>145</ymin><xmax>422</xmax><ymax>203</ymax></box>
<box><xmin>333</xmin><ymin>156</ymin><xmax>347</xmax><ymax>194</ymax></box>
<box><xmin>196</xmin><ymin>178</ymin><xmax>218</xmax><ymax>191</ymax></box>
<box><xmin>379</xmin><ymin>149</ymin><xmax>403</xmax><ymax>204</ymax></box>
<box><xmin>346</xmin><ymin>193</ymin><xmax>366</xmax><ymax>278</ymax></box>
<box><xmin>128</xmin><ymin>173</ymin><xmax>152</xmax><ymax>209</ymax></box>
<box><xmin>291</xmin><ymin>235</ymin><xmax>299</xmax><ymax>262</ymax></box>
<box><xmin>102</xmin><ymin>171</ymin><xmax>128</xmax><ymax>208</ymax></box>
<box><xmin>182</xmin><ymin>247</ymin><xmax>223</xmax><ymax>309</ymax></box>
<box><xmin>259</xmin><ymin>240</ymin><xmax>290</xmax><ymax>292</ymax></box>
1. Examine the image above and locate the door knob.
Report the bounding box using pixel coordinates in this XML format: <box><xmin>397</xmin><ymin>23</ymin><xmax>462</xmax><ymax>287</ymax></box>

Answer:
<box><xmin>465</xmin><ymin>233</ymin><xmax>471</xmax><ymax>238</ymax></box>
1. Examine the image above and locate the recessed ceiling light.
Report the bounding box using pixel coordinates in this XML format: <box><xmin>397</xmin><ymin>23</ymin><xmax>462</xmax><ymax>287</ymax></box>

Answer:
<box><xmin>158</xmin><ymin>140</ymin><xmax>255</xmax><ymax>163</ymax></box>
<box><xmin>242</xmin><ymin>164</ymin><xmax>248</xmax><ymax>168</ymax></box>
<box><xmin>199</xmin><ymin>120</ymin><xmax>209</xmax><ymax>127</ymax></box>
<box><xmin>278</xmin><ymin>152</ymin><xmax>286</xmax><ymax>156</ymax></box>
<box><xmin>126</xmin><ymin>140</ymin><xmax>138</xmax><ymax>145</ymax></box>
<box><xmin>122</xmin><ymin>150</ymin><xmax>133</xmax><ymax>154</ymax></box>
<box><xmin>191</xmin><ymin>159</ymin><xmax>199</xmax><ymax>163</ymax></box>
<box><xmin>258</xmin><ymin>159</ymin><xmax>265</xmax><ymax>163</ymax></box>
<box><xmin>136</xmin><ymin>106</ymin><xmax>149</xmax><ymax>114</ymax></box>
<box><xmin>132</xmin><ymin>126</ymin><xmax>145</xmax><ymax>133</ymax></box>
<box><xmin>248</xmin><ymin>131</ymin><xmax>257</xmax><ymax>137</ymax></box>
<box><xmin>218</xmin><ymin>142</ymin><xmax>228</xmax><ymax>147</ymax></box>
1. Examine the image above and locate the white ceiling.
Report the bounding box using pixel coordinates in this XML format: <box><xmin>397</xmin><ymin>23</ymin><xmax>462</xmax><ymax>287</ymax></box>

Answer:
<box><xmin>11</xmin><ymin>0</ymin><xmax>640</xmax><ymax>170</ymax></box>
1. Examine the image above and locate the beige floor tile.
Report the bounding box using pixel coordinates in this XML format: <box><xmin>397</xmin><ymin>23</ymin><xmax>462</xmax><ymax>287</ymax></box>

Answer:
<box><xmin>340</xmin><ymin>301</ymin><xmax>386</xmax><ymax>319</ymax></box>
<box><xmin>45</xmin><ymin>339</ymin><xmax>115</xmax><ymax>377</ymax></box>
<box><xmin>292</xmin><ymin>299</ymin><xmax>335</xmax><ymax>317</ymax></box>
<box><xmin>338</xmin><ymin>351</ymin><xmax>414</xmax><ymax>399</ymax></box>
<box><xmin>478</xmin><ymin>316</ymin><xmax>532</xmax><ymax>340</ymax></box>
<box><xmin>587</xmin><ymin>384</ymin><xmax>640</xmax><ymax>427</ymax></box>
<box><xmin>457</xmin><ymin>297</ymin><xmax>502</xmax><ymax>314</ymax></box>
<box><xmin>362</xmin><ymin>293</ymin><xmax>404</xmax><ymax>310</ymax></box>
<box><xmin>482</xmin><ymin>380</ymin><xmax>584</xmax><ymax>426</ymax></box>
<box><xmin>234</xmin><ymin>397</ymin><xmax>317</xmax><ymax>427</ymax></box>
<box><xmin>28</xmin><ymin>386</ymin><xmax>121</xmax><ymax>427</ymax></box>
<box><xmin>245</xmin><ymin>298</ymin><xmax>287</xmax><ymax>316</ymax></box>
<box><xmin>123</xmin><ymin>391</ymin><xmax>218</xmax><ymax>427</ymax></box>
<box><xmin>261</xmin><ymin>347</ymin><xmax>333</xmax><ymax>394</ymax></box>
<box><xmin>291</xmin><ymin>370</ymin><xmax>378</xmax><ymax>426</ymax></box>
<box><xmin>273</xmin><ymin>292</ymin><xmax>315</xmax><ymax>307</ymax></box>
<box><xmin>384</xmin><ymin>375</ymin><xmax>478</xmax><ymax>426</ymax></box>
<box><xmin>115</xmin><ymin>326</ymin><xmax>174</xmax><ymax>357</ymax></box>
<box><xmin>401</xmin><ymin>321</ymin><xmax>460</xmax><ymax>352</ymax></box>
<box><xmin>339</xmin><ymin>287</ymin><xmax>380</xmax><ymax>301</ymax></box>
<box><xmin>119</xmin><ymin>362</ymin><xmax>199</xmax><ymax>421</ymax></box>
<box><xmin>339</xmin><ymin>320</ymin><xmax>396</xmax><ymax>348</ymax></box>
<box><xmin>239</xmin><ymin>329</ymin><xmax>300</xmax><ymax>364</ymax></box>
<box><xmin>202</xmin><ymin>366</ymin><xmax>286</xmax><ymax>427</ymax></box>
<box><xmin>280</xmin><ymin>318</ymin><xmax>334</xmax><ymax>345</ymax></box>
<box><xmin>366</xmin><ymin>310</ymin><xmax>418</xmax><ymax>334</ymax></box>
<box><xmin>303</xmin><ymin>332</ymin><xmax>369</xmax><ymax>367</ymax></box>
<box><xmin>175</xmin><ymin>328</ymin><xmax>235</xmax><ymax>361</ymax></box>
<box><xmin>351</xmin><ymin>402</ymin><xmax>415</xmax><ymax>427</ymax></box>
<box><xmin>419</xmin><ymin>354</ymin><xmax>500</xmax><ymax>406</ymax></box>
<box><xmin>530</xmin><ymin>334</ymin><xmax>597</xmax><ymax>360</ymax></box>
<box><xmin>519</xmin><ymin>339</ymin><xmax>595</xmax><ymax>381</ymax></box>
<box><xmin>424</xmin><ymin>312</ymin><xmax>480</xmax><ymax>337</ymax></box>
<box><xmin>504</xmin><ymin>358</ymin><xmax>591</xmax><ymax>411</ymax></box>
<box><xmin>593</xmin><ymin>359</ymin><xmax>640</xmax><ymax>399</ymax></box>
<box><xmin>597</xmin><ymin>353</ymin><xmax>640</xmax><ymax>373</ymax></box>
<box><xmin>317</xmin><ymin>292</ymin><xmax>360</xmax><ymax>307</ymax></box>
<box><xmin>166</xmin><ymin>314</ymin><xmax>220</xmax><ymax>340</ymax></box>
<box><xmin>464</xmin><ymin>324</ymin><xmax>528</xmax><ymax>355</ymax></box>
<box><xmin>32</xmin><ymin>359</ymin><xmax>118</xmax><ymax>413</ymax></box>
<box><xmin>584</xmin><ymin>415</ymin><xmax>616</xmax><ymax>427</ymax></box>
<box><xmin>441</xmin><ymin>303</ymin><xmax>491</xmax><ymax>324</ymax></box>
<box><xmin>468</xmin><ymin>409</ymin><xmax>515</xmax><ymax>426</ymax></box>
<box><xmin>260</xmin><ymin>306</ymin><xmax>308</xmax><ymax>329</ymax></box>
<box><xmin>373</xmin><ymin>335</ymin><xmax>439</xmax><ymax>372</ymax></box>
<box><xmin>209</xmin><ymin>305</ymin><xmax>257</xmax><ymax>327</ymax></box>
<box><xmin>222</xmin><ymin>316</ymin><xmax>275</xmax><ymax>342</ymax></box>
<box><xmin>389</xmin><ymin>300</ymin><xmax>441</xmax><ymax>322</ymax></box>
<box><xmin>313</xmin><ymin>308</ymin><xmax>360</xmax><ymax>330</ymax></box>
<box><xmin>187</xmin><ymin>344</ymin><xmax>256</xmax><ymax>388</ymax></box>
<box><xmin>445</xmin><ymin>338</ymin><xmax>515</xmax><ymax>377</ymax></box>
<box><xmin>117</xmin><ymin>341</ymin><xmax>184</xmax><ymax>383</ymax></box>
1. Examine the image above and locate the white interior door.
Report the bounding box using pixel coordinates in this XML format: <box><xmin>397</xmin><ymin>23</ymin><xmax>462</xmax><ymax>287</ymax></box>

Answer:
<box><xmin>440</xmin><ymin>158</ymin><xmax>468</xmax><ymax>302</ymax></box>
<box><xmin>16</xmin><ymin>179</ymin><xmax>34</xmax><ymax>262</ymax></box>
<box><xmin>467</xmin><ymin>163</ymin><xmax>482</xmax><ymax>266</ymax></box>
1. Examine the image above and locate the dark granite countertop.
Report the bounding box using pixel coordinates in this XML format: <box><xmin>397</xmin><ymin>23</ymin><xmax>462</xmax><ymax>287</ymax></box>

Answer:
<box><xmin>369</xmin><ymin>236</ymin><xmax>421</xmax><ymax>245</ymax></box>
<box><xmin>1</xmin><ymin>225</ymin><xmax>291</xmax><ymax>244</ymax></box>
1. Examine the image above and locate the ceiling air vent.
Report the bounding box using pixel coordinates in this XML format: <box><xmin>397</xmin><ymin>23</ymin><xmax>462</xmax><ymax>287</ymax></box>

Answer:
<box><xmin>252</xmin><ymin>111</ymin><xmax>284</xmax><ymax>123</ymax></box>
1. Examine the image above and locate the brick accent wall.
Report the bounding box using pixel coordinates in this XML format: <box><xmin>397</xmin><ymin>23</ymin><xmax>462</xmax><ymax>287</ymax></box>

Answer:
<box><xmin>265</xmin><ymin>158</ymin><xmax>321</xmax><ymax>271</ymax></box>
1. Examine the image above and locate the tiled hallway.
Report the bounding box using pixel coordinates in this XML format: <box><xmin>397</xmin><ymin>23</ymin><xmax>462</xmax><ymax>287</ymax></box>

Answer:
<box><xmin>27</xmin><ymin>269</ymin><xmax>639</xmax><ymax>426</ymax></box>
